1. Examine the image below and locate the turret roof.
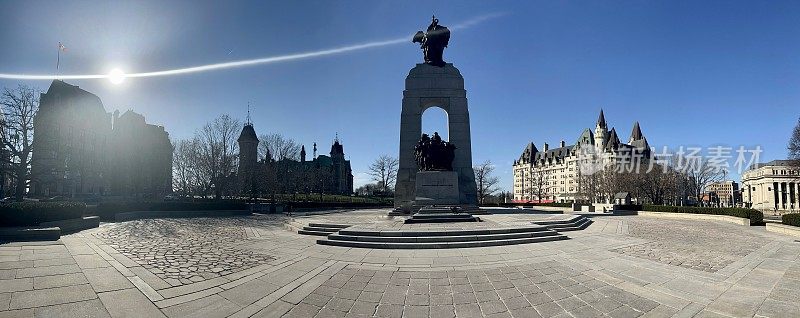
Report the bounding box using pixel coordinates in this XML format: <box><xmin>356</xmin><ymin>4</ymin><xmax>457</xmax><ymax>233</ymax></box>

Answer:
<box><xmin>629</xmin><ymin>121</ymin><xmax>644</xmax><ymax>142</ymax></box>
<box><xmin>597</xmin><ymin>109</ymin><xmax>607</xmax><ymax>128</ymax></box>
<box><xmin>237</xmin><ymin>124</ymin><xmax>258</xmax><ymax>142</ymax></box>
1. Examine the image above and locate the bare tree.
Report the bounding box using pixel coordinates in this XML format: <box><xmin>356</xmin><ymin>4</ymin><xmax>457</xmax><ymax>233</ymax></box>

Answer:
<box><xmin>474</xmin><ymin>160</ymin><xmax>500</xmax><ymax>205</ymax></box>
<box><xmin>529</xmin><ymin>168</ymin><xmax>547</xmax><ymax>203</ymax></box>
<box><xmin>790</xmin><ymin>116</ymin><xmax>800</xmax><ymax>165</ymax></box>
<box><xmin>638</xmin><ymin>163</ymin><xmax>673</xmax><ymax>205</ymax></box>
<box><xmin>259</xmin><ymin>133</ymin><xmax>301</xmax><ymax>161</ymax></box>
<box><xmin>0</xmin><ymin>85</ymin><xmax>39</xmax><ymax>201</ymax></box>
<box><xmin>196</xmin><ymin>114</ymin><xmax>241</xmax><ymax>199</ymax></box>
<box><xmin>172</xmin><ymin>137</ymin><xmax>208</xmax><ymax>197</ymax></box>
<box><xmin>683</xmin><ymin>160</ymin><xmax>726</xmax><ymax>202</ymax></box>
<box><xmin>313</xmin><ymin>167</ymin><xmax>333</xmax><ymax>198</ymax></box>
<box><xmin>368</xmin><ymin>155</ymin><xmax>398</xmax><ymax>194</ymax></box>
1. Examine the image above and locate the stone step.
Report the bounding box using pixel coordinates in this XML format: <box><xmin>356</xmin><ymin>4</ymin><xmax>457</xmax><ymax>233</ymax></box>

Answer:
<box><xmin>338</xmin><ymin>226</ymin><xmax>552</xmax><ymax>237</ymax></box>
<box><xmin>307</xmin><ymin>223</ymin><xmax>351</xmax><ymax>229</ymax></box>
<box><xmin>302</xmin><ymin>226</ymin><xmax>340</xmax><ymax>233</ymax></box>
<box><xmin>297</xmin><ymin>229</ymin><xmax>333</xmax><ymax>236</ymax></box>
<box><xmin>405</xmin><ymin>216</ymin><xmax>481</xmax><ymax>224</ymax></box>
<box><xmin>532</xmin><ymin>216</ymin><xmax>584</xmax><ymax>225</ymax></box>
<box><xmin>326</xmin><ymin>230</ymin><xmax>561</xmax><ymax>243</ymax></box>
<box><xmin>533</xmin><ymin>216</ymin><xmax>592</xmax><ymax>232</ymax></box>
<box><xmin>547</xmin><ymin>219</ymin><xmax>592</xmax><ymax>232</ymax></box>
<box><xmin>410</xmin><ymin>213</ymin><xmax>477</xmax><ymax>219</ymax></box>
<box><xmin>317</xmin><ymin>235</ymin><xmax>568</xmax><ymax>249</ymax></box>
<box><xmin>417</xmin><ymin>208</ymin><xmax>460</xmax><ymax>213</ymax></box>
<box><xmin>287</xmin><ymin>220</ymin><xmax>353</xmax><ymax>237</ymax></box>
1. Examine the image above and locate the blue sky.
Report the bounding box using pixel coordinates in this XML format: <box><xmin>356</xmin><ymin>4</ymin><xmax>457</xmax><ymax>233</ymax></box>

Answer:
<box><xmin>1</xmin><ymin>0</ymin><xmax>799</xmax><ymax>191</ymax></box>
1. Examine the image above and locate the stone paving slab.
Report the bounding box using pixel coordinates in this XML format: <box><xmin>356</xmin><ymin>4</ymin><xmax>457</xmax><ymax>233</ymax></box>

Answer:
<box><xmin>1</xmin><ymin>211</ymin><xmax>800</xmax><ymax>317</ymax></box>
<box><xmin>98</xmin><ymin>287</ymin><xmax>166</xmax><ymax>318</ymax></box>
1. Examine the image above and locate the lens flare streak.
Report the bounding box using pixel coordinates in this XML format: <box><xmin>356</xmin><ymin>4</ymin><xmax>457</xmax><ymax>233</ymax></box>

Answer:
<box><xmin>0</xmin><ymin>13</ymin><xmax>505</xmax><ymax>81</ymax></box>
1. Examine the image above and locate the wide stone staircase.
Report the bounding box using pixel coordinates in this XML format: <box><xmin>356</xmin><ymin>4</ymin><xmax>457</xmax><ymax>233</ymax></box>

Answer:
<box><xmin>285</xmin><ymin>219</ymin><xmax>352</xmax><ymax>236</ymax></box>
<box><xmin>404</xmin><ymin>206</ymin><xmax>481</xmax><ymax>224</ymax></box>
<box><xmin>315</xmin><ymin>225</ymin><xmax>568</xmax><ymax>249</ymax></box>
<box><xmin>531</xmin><ymin>215</ymin><xmax>592</xmax><ymax>232</ymax></box>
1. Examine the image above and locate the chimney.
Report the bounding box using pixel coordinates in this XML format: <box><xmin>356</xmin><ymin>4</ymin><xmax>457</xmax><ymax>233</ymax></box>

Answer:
<box><xmin>559</xmin><ymin>140</ymin><xmax>565</xmax><ymax>148</ymax></box>
<box><xmin>543</xmin><ymin>143</ymin><xmax>549</xmax><ymax>151</ymax></box>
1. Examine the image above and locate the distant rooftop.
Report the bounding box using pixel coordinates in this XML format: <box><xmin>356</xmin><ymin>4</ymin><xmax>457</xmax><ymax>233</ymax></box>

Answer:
<box><xmin>747</xmin><ymin>159</ymin><xmax>799</xmax><ymax>170</ymax></box>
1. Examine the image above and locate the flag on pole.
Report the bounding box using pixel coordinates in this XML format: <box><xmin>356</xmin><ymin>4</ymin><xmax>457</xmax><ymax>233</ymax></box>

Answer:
<box><xmin>57</xmin><ymin>42</ymin><xmax>67</xmax><ymax>73</ymax></box>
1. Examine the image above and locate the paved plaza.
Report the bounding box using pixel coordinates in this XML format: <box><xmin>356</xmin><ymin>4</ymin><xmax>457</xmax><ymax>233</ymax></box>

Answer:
<box><xmin>1</xmin><ymin>209</ymin><xmax>799</xmax><ymax>318</ymax></box>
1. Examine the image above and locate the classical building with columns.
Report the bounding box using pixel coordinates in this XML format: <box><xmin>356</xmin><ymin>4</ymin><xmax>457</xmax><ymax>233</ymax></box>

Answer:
<box><xmin>741</xmin><ymin>160</ymin><xmax>800</xmax><ymax>213</ymax></box>
<box><xmin>512</xmin><ymin>110</ymin><xmax>651</xmax><ymax>203</ymax></box>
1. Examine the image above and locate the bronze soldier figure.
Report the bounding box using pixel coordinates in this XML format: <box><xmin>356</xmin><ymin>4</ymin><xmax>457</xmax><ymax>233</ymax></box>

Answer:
<box><xmin>412</xmin><ymin>16</ymin><xmax>451</xmax><ymax>67</ymax></box>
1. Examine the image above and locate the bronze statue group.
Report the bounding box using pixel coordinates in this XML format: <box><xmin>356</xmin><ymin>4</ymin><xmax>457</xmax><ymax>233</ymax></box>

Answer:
<box><xmin>414</xmin><ymin>132</ymin><xmax>456</xmax><ymax>171</ymax></box>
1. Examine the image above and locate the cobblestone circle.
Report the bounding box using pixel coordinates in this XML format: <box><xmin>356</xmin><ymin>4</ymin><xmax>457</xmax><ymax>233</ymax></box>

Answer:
<box><xmin>290</xmin><ymin>261</ymin><xmax>660</xmax><ymax>318</ymax></box>
<box><xmin>611</xmin><ymin>218</ymin><xmax>768</xmax><ymax>272</ymax></box>
<box><xmin>94</xmin><ymin>217</ymin><xmax>277</xmax><ymax>285</ymax></box>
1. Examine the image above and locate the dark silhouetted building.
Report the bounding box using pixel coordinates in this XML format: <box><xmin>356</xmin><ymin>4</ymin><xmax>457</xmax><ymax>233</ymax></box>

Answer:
<box><xmin>108</xmin><ymin>110</ymin><xmax>173</xmax><ymax>198</ymax></box>
<box><xmin>30</xmin><ymin>80</ymin><xmax>172</xmax><ymax>198</ymax></box>
<box><xmin>236</xmin><ymin>123</ymin><xmax>353</xmax><ymax>196</ymax></box>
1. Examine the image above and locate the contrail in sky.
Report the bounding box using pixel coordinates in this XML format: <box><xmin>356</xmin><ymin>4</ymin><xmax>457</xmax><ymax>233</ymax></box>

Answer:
<box><xmin>0</xmin><ymin>13</ymin><xmax>505</xmax><ymax>81</ymax></box>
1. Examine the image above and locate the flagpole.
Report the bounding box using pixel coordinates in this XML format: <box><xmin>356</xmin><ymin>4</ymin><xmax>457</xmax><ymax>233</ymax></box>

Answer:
<box><xmin>56</xmin><ymin>42</ymin><xmax>61</xmax><ymax>78</ymax></box>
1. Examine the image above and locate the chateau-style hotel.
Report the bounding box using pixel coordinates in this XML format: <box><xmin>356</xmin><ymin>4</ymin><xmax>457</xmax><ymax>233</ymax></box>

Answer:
<box><xmin>512</xmin><ymin>110</ymin><xmax>651</xmax><ymax>203</ymax></box>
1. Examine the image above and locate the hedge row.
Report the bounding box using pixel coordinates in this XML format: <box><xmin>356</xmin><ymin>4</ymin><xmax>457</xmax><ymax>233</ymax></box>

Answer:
<box><xmin>782</xmin><ymin>213</ymin><xmax>800</xmax><ymax>227</ymax></box>
<box><xmin>282</xmin><ymin>201</ymin><xmax>392</xmax><ymax>211</ymax></box>
<box><xmin>643</xmin><ymin>205</ymin><xmax>763</xmax><ymax>224</ymax></box>
<box><xmin>92</xmin><ymin>201</ymin><xmax>248</xmax><ymax>220</ymax></box>
<box><xmin>0</xmin><ymin>202</ymin><xmax>87</xmax><ymax>227</ymax></box>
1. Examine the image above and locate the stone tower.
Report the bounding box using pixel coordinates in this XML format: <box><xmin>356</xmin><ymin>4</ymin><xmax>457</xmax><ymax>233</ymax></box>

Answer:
<box><xmin>594</xmin><ymin>109</ymin><xmax>608</xmax><ymax>150</ymax></box>
<box><xmin>237</xmin><ymin>123</ymin><xmax>259</xmax><ymax>194</ymax></box>
<box><xmin>330</xmin><ymin>137</ymin><xmax>346</xmax><ymax>193</ymax></box>
<box><xmin>394</xmin><ymin>63</ymin><xmax>478</xmax><ymax>208</ymax></box>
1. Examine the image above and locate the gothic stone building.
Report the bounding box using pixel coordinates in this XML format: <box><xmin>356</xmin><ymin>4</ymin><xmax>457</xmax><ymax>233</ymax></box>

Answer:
<box><xmin>30</xmin><ymin>80</ymin><xmax>172</xmax><ymax>198</ymax></box>
<box><xmin>107</xmin><ymin>110</ymin><xmax>173</xmax><ymax>197</ymax></box>
<box><xmin>512</xmin><ymin>110</ymin><xmax>651</xmax><ymax>203</ymax></box>
<box><xmin>237</xmin><ymin>123</ymin><xmax>353</xmax><ymax>196</ymax></box>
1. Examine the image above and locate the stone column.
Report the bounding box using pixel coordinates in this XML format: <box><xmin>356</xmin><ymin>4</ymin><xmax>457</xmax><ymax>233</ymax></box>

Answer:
<box><xmin>793</xmin><ymin>182</ymin><xmax>798</xmax><ymax>211</ymax></box>
<box><xmin>773</xmin><ymin>182</ymin><xmax>779</xmax><ymax>210</ymax></box>
<box><xmin>794</xmin><ymin>182</ymin><xmax>800</xmax><ymax>210</ymax></box>
<box><xmin>782</xmin><ymin>182</ymin><xmax>788</xmax><ymax>210</ymax></box>
<box><xmin>796</xmin><ymin>182</ymin><xmax>800</xmax><ymax>210</ymax></box>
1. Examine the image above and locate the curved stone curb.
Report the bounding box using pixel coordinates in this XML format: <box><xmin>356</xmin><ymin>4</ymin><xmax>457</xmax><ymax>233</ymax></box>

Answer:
<box><xmin>765</xmin><ymin>223</ymin><xmax>800</xmax><ymax>237</ymax></box>
<box><xmin>1</xmin><ymin>216</ymin><xmax>100</xmax><ymax>242</ymax></box>
<box><xmin>0</xmin><ymin>226</ymin><xmax>60</xmax><ymax>241</ymax></box>
<box><xmin>41</xmin><ymin>216</ymin><xmax>100</xmax><ymax>234</ymax></box>
<box><xmin>114</xmin><ymin>210</ymin><xmax>251</xmax><ymax>222</ymax></box>
<box><xmin>635</xmin><ymin>211</ymin><xmax>750</xmax><ymax>226</ymax></box>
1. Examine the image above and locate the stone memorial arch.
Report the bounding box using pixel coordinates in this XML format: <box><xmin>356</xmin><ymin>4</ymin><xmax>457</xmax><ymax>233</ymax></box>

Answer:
<box><xmin>394</xmin><ymin>63</ymin><xmax>478</xmax><ymax>208</ymax></box>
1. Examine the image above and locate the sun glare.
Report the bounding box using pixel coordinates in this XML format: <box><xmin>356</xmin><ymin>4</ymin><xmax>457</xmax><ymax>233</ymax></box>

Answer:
<box><xmin>108</xmin><ymin>68</ymin><xmax>126</xmax><ymax>84</ymax></box>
